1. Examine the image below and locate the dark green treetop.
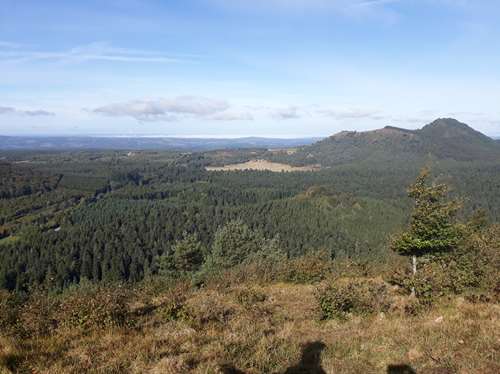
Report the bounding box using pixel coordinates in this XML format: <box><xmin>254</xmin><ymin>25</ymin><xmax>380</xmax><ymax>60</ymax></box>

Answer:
<box><xmin>159</xmin><ymin>232</ymin><xmax>205</xmax><ymax>275</ymax></box>
<box><xmin>391</xmin><ymin>168</ymin><xmax>462</xmax><ymax>257</ymax></box>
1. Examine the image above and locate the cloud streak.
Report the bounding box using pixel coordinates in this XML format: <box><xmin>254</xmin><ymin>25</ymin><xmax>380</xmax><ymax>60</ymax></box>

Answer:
<box><xmin>271</xmin><ymin>106</ymin><xmax>303</xmax><ymax>120</ymax></box>
<box><xmin>318</xmin><ymin>108</ymin><xmax>386</xmax><ymax>120</ymax></box>
<box><xmin>0</xmin><ymin>42</ymin><xmax>190</xmax><ymax>64</ymax></box>
<box><xmin>355</xmin><ymin>0</ymin><xmax>401</xmax><ymax>7</ymax></box>
<box><xmin>209</xmin><ymin>0</ymin><xmax>402</xmax><ymax>12</ymax></box>
<box><xmin>0</xmin><ymin>106</ymin><xmax>54</xmax><ymax>117</ymax></box>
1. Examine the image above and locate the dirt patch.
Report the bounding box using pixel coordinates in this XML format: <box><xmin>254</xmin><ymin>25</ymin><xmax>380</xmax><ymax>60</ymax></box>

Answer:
<box><xmin>206</xmin><ymin>159</ymin><xmax>320</xmax><ymax>172</ymax></box>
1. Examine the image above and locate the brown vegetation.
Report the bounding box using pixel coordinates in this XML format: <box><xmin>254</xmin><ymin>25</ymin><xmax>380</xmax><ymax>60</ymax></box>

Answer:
<box><xmin>206</xmin><ymin>159</ymin><xmax>320</xmax><ymax>172</ymax></box>
<box><xmin>1</xmin><ymin>246</ymin><xmax>499</xmax><ymax>373</ymax></box>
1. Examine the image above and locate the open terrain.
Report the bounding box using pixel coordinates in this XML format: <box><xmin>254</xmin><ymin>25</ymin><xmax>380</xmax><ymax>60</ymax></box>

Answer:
<box><xmin>206</xmin><ymin>159</ymin><xmax>321</xmax><ymax>172</ymax></box>
<box><xmin>1</xmin><ymin>264</ymin><xmax>499</xmax><ymax>373</ymax></box>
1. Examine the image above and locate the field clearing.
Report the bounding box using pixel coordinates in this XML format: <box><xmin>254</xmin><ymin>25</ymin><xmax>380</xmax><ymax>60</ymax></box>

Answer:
<box><xmin>206</xmin><ymin>159</ymin><xmax>320</xmax><ymax>172</ymax></box>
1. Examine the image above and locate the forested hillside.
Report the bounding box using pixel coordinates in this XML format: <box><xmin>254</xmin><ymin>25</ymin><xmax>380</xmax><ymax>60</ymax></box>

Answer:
<box><xmin>1</xmin><ymin>119</ymin><xmax>500</xmax><ymax>292</ymax></box>
<box><xmin>267</xmin><ymin>119</ymin><xmax>500</xmax><ymax>166</ymax></box>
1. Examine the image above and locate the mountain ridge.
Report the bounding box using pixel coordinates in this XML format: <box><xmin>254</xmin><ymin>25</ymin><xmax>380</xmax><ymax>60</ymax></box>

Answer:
<box><xmin>270</xmin><ymin>118</ymin><xmax>500</xmax><ymax>166</ymax></box>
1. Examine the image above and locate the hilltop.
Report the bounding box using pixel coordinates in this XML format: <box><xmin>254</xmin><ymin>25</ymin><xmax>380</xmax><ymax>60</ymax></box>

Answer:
<box><xmin>270</xmin><ymin>119</ymin><xmax>500</xmax><ymax>166</ymax></box>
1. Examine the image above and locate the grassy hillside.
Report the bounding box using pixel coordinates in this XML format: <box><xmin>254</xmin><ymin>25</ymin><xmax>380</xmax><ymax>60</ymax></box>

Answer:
<box><xmin>1</xmin><ymin>244</ymin><xmax>499</xmax><ymax>373</ymax></box>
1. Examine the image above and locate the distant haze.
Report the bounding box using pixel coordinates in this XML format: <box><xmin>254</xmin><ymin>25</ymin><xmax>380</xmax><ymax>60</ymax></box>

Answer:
<box><xmin>0</xmin><ymin>136</ymin><xmax>321</xmax><ymax>151</ymax></box>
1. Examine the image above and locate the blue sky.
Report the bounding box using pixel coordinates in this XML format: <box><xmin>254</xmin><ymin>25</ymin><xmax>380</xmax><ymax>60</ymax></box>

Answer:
<box><xmin>1</xmin><ymin>0</ymin><xmax>499</xmax><ymax>137</ymax></box>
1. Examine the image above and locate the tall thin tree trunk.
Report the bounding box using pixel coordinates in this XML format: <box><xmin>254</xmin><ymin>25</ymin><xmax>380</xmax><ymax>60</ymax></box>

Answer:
<box><xmin>411</xmin><ymin>255</ymin><xmax>417</xmax><ymax>297</ymax></box>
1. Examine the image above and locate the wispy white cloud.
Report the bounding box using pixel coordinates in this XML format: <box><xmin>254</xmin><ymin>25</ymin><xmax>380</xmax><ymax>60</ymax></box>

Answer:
<box><xmin>0</xmin><ymin>42</ymin><xmax>190</xmax><ymax>64</ymax></box>
<box><xmin>91</xmin><ymin>99</ymin><xmax>394</xmax><ymax>123</ymax></box>
<box><xmin>92</xmin><ymin>97</ymin><xmax>235</xmax><ymax>122</ymax></box>
<box><xmin>271</xmin><ymin>106</ymin><xmax>303</xmax><ymax>120</ymax></box>
<box><xmin>208</xmin><ymin>111</ymin><xmax>254</xmax><ymax>121</ymax></box>
<box><xmin>318</xmin><ymin>108</ymin><xmax>386</xmax><ymax>120</ymax></box>
<box><xmin>208</xmin><ymin>0</ymin><xmax>402</xmax><ymax>12</ymax></box>
<box><xmin>355</xmin><ymin>0</ymin><xmax>401</xmax><ymax>7</ymax></box>
<box><xmin>0</xmin><ymin>106</ymin><xmax>54</xmax><ymax>116</ymax></box>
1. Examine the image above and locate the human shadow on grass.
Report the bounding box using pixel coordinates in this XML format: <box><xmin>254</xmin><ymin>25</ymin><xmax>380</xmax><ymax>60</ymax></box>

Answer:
<box><xmin>387</xmin><ymin>364</ymin><xmax>417</xmax><ymax>374</ymax></box>
<box><xmin>220</xmin><ymin>364</ymin><xmax>246</xmax><ymax>374</ymax></box>
<box><xmin>284</xmin><ymin>341</ymin><xmax>327</xmax><ymax>374</ymax></box>
<box><xmin>220</xmin><ymin>341</ymin><xmax>327</xmax><ymax>374</ymax></box>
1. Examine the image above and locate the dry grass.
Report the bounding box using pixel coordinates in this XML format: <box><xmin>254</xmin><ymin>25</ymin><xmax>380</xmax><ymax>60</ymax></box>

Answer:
<box><xmin>206</xmin><ymin>160</ymin><xmax>320</xmax><ymax>172</ymax></box>
<box><xmin>2</xmin><ymin>280</ymin><xmax>499</xmax><ymax>374</ymax></box>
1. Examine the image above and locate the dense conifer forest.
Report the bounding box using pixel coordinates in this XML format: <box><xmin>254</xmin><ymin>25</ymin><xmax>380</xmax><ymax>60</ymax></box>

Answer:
<box><xmin>1</xmin><ymin>126</ymin><xmax>500</xmax><ymax>292</ymax></box>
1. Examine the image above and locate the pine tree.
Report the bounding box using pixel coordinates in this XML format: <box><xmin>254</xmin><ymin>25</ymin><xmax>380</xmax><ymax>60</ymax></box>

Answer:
<box><xmin>158</xmin><ymin>232</ymin><xmax>205</xmax><ymax>276</ymax></box>
<box><xmin>209</xmin><ymin>220</ymin><xmax>265</xmax><ymax>269</ymax></box>
<box><xmin>172</xmin><ymin>232</ymin><xmax>205</xmax><ymax>272</ymax></box>
<box><xmin>391</xmin><ymin>167</ymin><xmax>462</xmax><ymax>295</ymax></box>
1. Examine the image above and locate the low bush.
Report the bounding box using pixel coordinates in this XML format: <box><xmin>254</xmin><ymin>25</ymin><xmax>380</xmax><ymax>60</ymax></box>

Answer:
<box><xmin>56</xmin><ymin>283</ymin><xmax>131</xmax><ymax>330</ymax></box>
<box><xmin>186</xmin><ymin>290</ymin><xmax>235</xmax><ymax>327</ymax></box>
<box><xmin>18</xmin><ymin>290</ymin><xmax>60</xmax><ymax>337</ymax></box>
<box><xmin>279</xmin><ymin>250</ymin><xmax>334</xmax><ymax>284</ymax></box>
<box><xmin>233</xmin><ymin>286</ymin><xmax>267</xmax><ymax>307</ymax></box>
<box><xmin>316</xmin><ymin>278</ymin><xmax>392</xmax><ymax>320</ymax></box>
<box><xmin>158</xmin><ymin>298</ymin><xmax>191</xmax><ymax>322</ymax></box>
<box><xmin>0</xmin><ymin>291</ymin><xmax>21</xmax><ymax>335</ymax></box>
<box><xmin>17</xmin><ymin>283</ymin><xmax>132</xmax><ymax>336</ymax></box>
<box><xmin>198</xmin><ymin>249</ymin><xmax>334</xmax><ymax>288</ymax></box>
<box><xmin>156</xmin><ymin>282</ymin><xmax>193</xmax><ymax>323</ymax></box>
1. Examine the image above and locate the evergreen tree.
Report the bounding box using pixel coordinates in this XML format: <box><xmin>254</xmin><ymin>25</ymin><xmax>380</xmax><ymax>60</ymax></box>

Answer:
<box><xmin>158</xmin><ymin>232</ymin><xmax>205</xmax><ymax>276</ymax></box>
<box><xmin>391</xmin><ymin>168</ymin><xmax>462</xmax><ymax>295</ymax></box>
<box><xmin>172</xmin><ymin>232</ymin><xmax>205</xmax><ymax>272</ymax></box>
<box><xmin>209</xmin><ymin>220</ymin><xmax>265</xmax><ymax>269</ymax></box>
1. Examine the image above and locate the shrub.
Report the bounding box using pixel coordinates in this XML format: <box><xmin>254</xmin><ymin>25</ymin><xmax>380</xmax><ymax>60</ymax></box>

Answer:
<box><xmin>56</xmin><ymin>284</ymin><xmax>131</xmax><ymax>330</ymax></box>
<box><xmin>18</xmin><ymin>291</ymin><xmax>60</xmax><ymax>337</ymax></box>
<box><xmin>186</xmin><ymin>291</ymin><xmax>235</xmax><ymax>327</ymax></box>
<box><xmin>234</xmin><ymin>287</ymin><xmax>267</xmax><ymax>307</ymax></box>
<box><xmin>158</xmin><ymin>289</ymin><xmax>235</xmax><ymax>329</ymax></box>
<box><xmin>388</xmin><ymin>295</ymin><xmax>422</xmax><ymax>316</ymax></box>
<box><xmin>158</xmin><ymin>298</ymin><xmax>191</xmax><ymax>322</ymax></box>
<box><xmin>199</xmin><ymin>249</ymin><xmax>334</xmax><ymax>288</ymax></box>
<box><xmin>209</xmin><ymin>220</ymin><xmax>266</xmax><ymax>269</ymax></box>
<box><xmin>279</xmin><ymin>250</ymin><xmax>334</xmax><ymax>284</ymax></box>
<box><xmin>0</xmin><ymin>291</ymin><xmax>21</xmax><ymax>336</ymax></box>
<box><xmin>389</xmin><ymin>224</ymin><xmax>500</xmax><ymax>305</ymax></box>
<box><xmin>156</xmin><ymin>282</ymin><xmax>193</xmax><ymax>323</ymax></box>
<box><xmin>317</xmin><ymin>278</ymin><xmax>391</xmax><ymax>320</ymax></box>
<box><xmin>158</xmin><ymin>232</ymin><xmax>206</xmax><ymax>276</ymax></box>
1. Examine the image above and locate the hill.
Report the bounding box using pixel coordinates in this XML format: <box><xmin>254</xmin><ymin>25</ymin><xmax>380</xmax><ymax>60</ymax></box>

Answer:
<box><xmin>270</xmin><ymin>119</ymin><xmax>500</xmax><ymax>166</ymax></box>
